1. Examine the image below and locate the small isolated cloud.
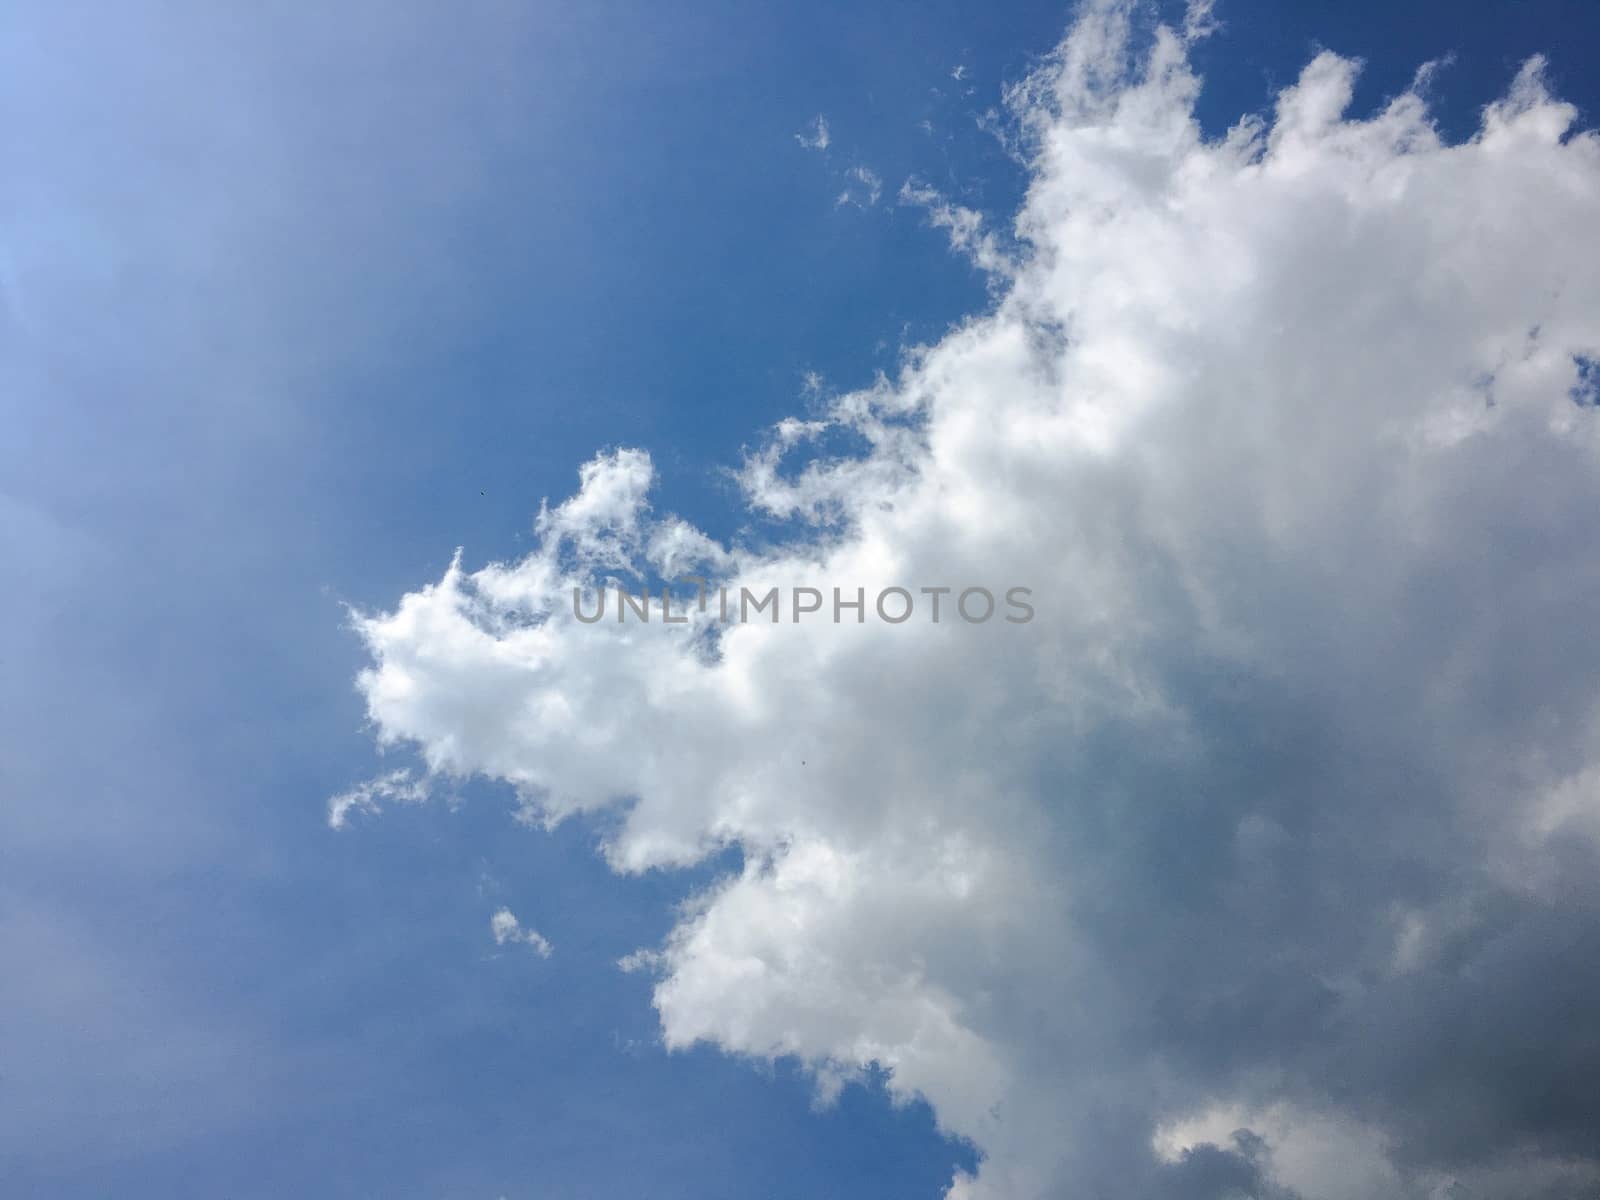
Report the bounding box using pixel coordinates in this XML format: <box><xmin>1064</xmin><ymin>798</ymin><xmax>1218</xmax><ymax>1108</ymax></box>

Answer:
<box><xmin>1183</xmin><ymin>0</ymin><xmax>1218</xmax><ymax>41</ymax></box>
<box><xmin>326</xmin><ymin>768</ymin><xmax>429</xmax><ymax>830</ymax></box>
<box><xmin>794</xmin><ymin>114</ymin><xmax>830</xmax><ymax>151</ymax></box>
<box><xmin>490</xmin><ymin>907</ymin><xmax>552</xmax><ymax>958</ymax></box>
<box><xmin>616</xmin><ymin>948</ymin><xmax>663</xmax><ymax>974</ymax></box>
<box><xmin>898</xmin><ymin>180</ymin><xmax>1012</xmax><ymax>276</ymax></box>
<box><xmin>952</xmin><ymin>64</ymin><xmax>969</xmax><ymax>82</ymax></box>
<box><xmin>835</xmin><ymin>165</ymin><xmax>883</xmax><ymax>209</ymax></box>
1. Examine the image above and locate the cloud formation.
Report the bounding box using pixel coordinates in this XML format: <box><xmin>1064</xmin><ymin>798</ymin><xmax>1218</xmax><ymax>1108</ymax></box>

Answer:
<box><xmin>338</xmin><ymin>2</ymin><xmax>1600</xmax><ymax>1196</ymax></box>
<box><xmin>490</xmin><ymin>908</ymin><xmax>553</xmax><ymax>958</ymax></box>
<box><xmin>796</xmin><ymin>114</ymin><xmax>832</xmax><ymax>151</ymax></box>
<box><xmin>838</xmin><ymin>165</ymin><xmax>884</xmax><ymax>208</ymax></box>
<box><xmin>327</xmin><ymin>768</ymin><xmax>431</xmax><ymax>830</ymax></box>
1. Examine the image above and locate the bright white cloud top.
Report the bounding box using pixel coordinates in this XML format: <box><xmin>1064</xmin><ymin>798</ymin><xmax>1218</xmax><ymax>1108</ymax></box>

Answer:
<box><xmin>336</xmin><ymin>2</ymin><xmax>1600</xmax><ymax>1196</ymax></box>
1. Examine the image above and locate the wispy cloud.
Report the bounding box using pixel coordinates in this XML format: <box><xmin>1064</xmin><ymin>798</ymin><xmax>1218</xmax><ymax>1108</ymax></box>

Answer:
<box><xmin>490</xmin><ymin>908</ymin><xmax>552</xmax><ymax>958</ymax></box>
<box><xmin>835</xmin><ymin>165</ymin><xmax>883</xmax><ymax>208</ymax></box>
<box><xmin>327</xmin><ymin>768</ymin><xmax>430</xmax><ymax>830</ymax></box>
<box><xmin>898</xmin><ymin>180</ymin><xmax>1011</xmax><ymax>275</ymax></box>
<box><xmin>794</xmin><ymin>114</ymin><xmax>830</xmax><ymax>150</ymax></box>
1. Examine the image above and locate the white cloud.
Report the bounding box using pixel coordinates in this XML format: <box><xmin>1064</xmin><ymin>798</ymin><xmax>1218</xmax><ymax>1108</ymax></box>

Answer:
<box><xmin>1182</xmin><ymin>0</ymin><xmax>1218</xmax><ymax>42</ymax></box>
<box><xmin>795</xmin><ymin>114</ymin><xmax>831</xmax><ymax>151</ymax></box>
<box><xmin>534</xmin><ymin>446</ymin><xmax>654</xmax><ymax>572</ymax></box>
<box><xmin>338</xmin><ymin>1</ymin><xmax>1600</xmax><ymax>1196</ymax></box>
<box><xmin>326</xmin><ymin>767</ymin><xmax>430</xmax><ymax>830</ymax></box>
<box><xmin>898</xmin><ymin>181</ymin><xmax>1013</xmax><ymax>277</ymax></box>
<box><xmin>490</xmin><ymin>907</ymin><xmax>552</xmax><ymax>958</ymax></box>
<box><xmin>616</xmin><ymin>948</ymin><xmax>663</xmax><ymax>974</ymax></box>
<box><xmin>837</xmin><ymin>165</ymin><xmax>885</xmax><ymax>209</ymax></box>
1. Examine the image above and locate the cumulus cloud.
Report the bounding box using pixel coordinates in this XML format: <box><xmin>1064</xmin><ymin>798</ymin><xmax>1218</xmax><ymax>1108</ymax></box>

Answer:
<box><xmin>490</xmin><ymin>907</ymin><xmax>552</xmax><ymax>958</ymax></box>
<box><xmin>336</xmin><ymin>1</ymin><xmax>1600</xmax><ymax>1196</ymax></box>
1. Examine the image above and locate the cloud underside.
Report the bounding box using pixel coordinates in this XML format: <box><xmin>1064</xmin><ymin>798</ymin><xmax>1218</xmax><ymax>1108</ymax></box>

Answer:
<box><xmin>341</xmin><ymin>2</ymin><xmax>1600</xmax><ymax>1196</ymax></box>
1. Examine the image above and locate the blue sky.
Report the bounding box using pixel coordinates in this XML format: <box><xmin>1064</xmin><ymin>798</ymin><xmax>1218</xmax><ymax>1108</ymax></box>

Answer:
<box><xmin>6</xmin><ymin>2</ymin><xmax>1600</xmax><ymax>1198</ymax></box>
